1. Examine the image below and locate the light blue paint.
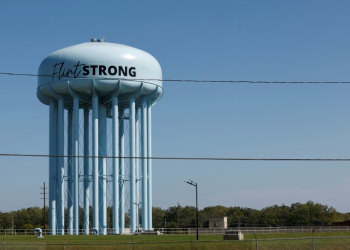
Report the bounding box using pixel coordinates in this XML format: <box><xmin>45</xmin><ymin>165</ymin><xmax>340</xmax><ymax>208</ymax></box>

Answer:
<box><xmin>73</xmin><ymin>95</ymin><xmax>79</xmax><ymax>235</ymax></box>
<box><xmin>83</xmin><ymin>108</ymin><xmax>90</xmax><ymax>235</ymax></box>
<box><xmin>112</xmin><ymin>91</ymin><xmax>119</xmax><ymax>234</ymax></box>
<box><xmin>128</xmin><ymin>84</ymin><xmax>144</xmax><ymax>233</ymax></box>
<box><xmin>98</xmin><ymin>104</ymin><xmax>107</xmax><ymax>235</ymax></box>
<box><xmin>129</xmin><ymin>97</ymin><xmax>136</xmax><ymax>234</ymax></box>
<box><xmin>92</xmin><ymin>91</ymin><xmax>99</xmax><ymax>233</ymax></box>
<box><xmin>141</xmin><ymin>98</ymin><xmax>148</xmax><ymax>231</ymax></box>
<box><xmin>147</xmin><ymin>101</ymin><xmax>153</xmax><ymax>230</ymax></box>
<box><xmin>119</xmin><ymin>114</ymin><xmax>125</xmax><ymax>234</ymax></box>
<box><xmin>135</xmin><ymin>108</ymin><xmax>140</xmax><ymax>232</ymax></box>
<box><xmin>49</xmin><ymin>99</ymin><xmax>57</xmax><ymax>235</ymax></box>
<box><xmin>57</xmin><ymin>97</ymin><xmax>65</xmax><ymax>235</ymax></box>
<box><xmin>38</xmin><ymin>42</ymin><xmax>163</xmax><ymax>235</ymax></box>
<box><xmin>67</xmin><ymin>109</ymin><xmax>73</xmax><ymax>234</ymax></box>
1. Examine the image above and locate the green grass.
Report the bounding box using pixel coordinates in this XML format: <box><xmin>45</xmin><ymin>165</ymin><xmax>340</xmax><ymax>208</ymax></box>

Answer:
<box><xmin>1</xmin><ymin>232</ymin><xmax>350</xmax><ymax>249</ymax></box>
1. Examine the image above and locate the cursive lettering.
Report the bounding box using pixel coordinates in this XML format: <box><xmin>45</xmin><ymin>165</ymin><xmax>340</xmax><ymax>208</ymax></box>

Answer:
<box><xmin>52</xmin><ymin>61</ymin><xmax>86</xmax><ymax>81</ymax></box>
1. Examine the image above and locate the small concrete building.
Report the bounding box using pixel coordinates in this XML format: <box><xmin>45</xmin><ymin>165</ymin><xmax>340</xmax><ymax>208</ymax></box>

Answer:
<box><xmin>209</xmin><ymin>217</ymin><xmax>227</xmax><ymax>228</ymax></box>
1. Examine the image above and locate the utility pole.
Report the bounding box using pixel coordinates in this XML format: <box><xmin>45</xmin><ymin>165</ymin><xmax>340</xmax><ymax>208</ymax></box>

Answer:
<box><xmin>178</xmin><ymin>202</ymin><xmax>180</xmax><ymax>231</ymax></box>
<box><xmin>40</xmin><ymin>182</ymin><xmax>48</xmax><ymax>232</ymax></box>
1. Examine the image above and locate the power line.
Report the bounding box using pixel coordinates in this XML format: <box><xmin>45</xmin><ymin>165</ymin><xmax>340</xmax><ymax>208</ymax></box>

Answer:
<box><xmin>1</xmin><ymin>72</ymin><xmax>350</xmax><ymax>84</ymax></box>
<box><xmin>0</xmin><ymin>153</ymin><xmax>349</xmax><ymax>161</ymax></box>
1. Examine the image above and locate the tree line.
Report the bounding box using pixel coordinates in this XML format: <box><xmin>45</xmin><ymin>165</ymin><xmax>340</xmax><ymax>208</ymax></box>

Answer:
<box><xmin>0</xmin><ymin>201</ymin><xmax>348</xmax><ymax>229</ymax></box>
<box><xmin>153</xmin><ymin>201</ymin><xmax>348</xmax><ymax>228</ymax></box>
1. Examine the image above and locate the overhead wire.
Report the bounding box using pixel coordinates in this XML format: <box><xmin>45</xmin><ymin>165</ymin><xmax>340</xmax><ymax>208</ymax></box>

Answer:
<box><xmin>1</xmin><ymin>72</ymin><xmax>350</xmax><ymax>84</ymax></box>
<box><xmin>0</xmin><ymin>153</ymin><xmax>350</xmax><ymax>161</ymax></box>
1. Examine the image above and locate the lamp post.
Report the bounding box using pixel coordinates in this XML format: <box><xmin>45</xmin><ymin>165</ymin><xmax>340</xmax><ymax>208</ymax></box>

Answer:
<box><xmin>184</xmin><ymin>180</ymin><xmax>198</xmax><ymax>241</ymax></box>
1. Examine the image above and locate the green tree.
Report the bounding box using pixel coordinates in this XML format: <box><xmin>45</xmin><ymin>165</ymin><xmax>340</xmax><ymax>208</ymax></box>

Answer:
<box><xmin>152</xmin><ymin>207</ymin><xmax>165</xmax><ymax>228</ymax></box>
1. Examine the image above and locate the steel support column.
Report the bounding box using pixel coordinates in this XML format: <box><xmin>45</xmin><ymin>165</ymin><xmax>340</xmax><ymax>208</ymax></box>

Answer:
<box><xmin>49</xmin><ymin>99</ymin><xmax>57</xmax><ymax>235</ymax></box>
<box><xmin>141</xmin><ymin>99</ymin><xmax>148</xmax><ymax>231</ymax></box>
<box><xmin>119</xmin><ymin>111</ymin><xmax>125</xmax><ymax>234</ymax></box>
<box><xmin>129</xmin><ymin>98</ymin><xmax>136</xmax><ymax>233</ymax></box>
<box><xmin>57</xmin><ymin>97</ymin><xmax>65</xmax><ymax>235</ymax></box>
<box><xmin>92</xmin><ymin>93</ymin><xmax>99</xmax><ymax>232</ymax></box>
<box><xmin>135</xmin><ymin>108</ymin><xmax>140</xmax><ymax>232</ymax></box>
<box><xmin>73</xmin><ymin>96</ymin><xmax>79</xmax><ymax>235</ymax></box>
<box><xmin>147</xmin><ymin>101</ymin><xmax>152</xmax><ymax>230</ymax></box>
<box><xmin>83</xmin><ymin>108</ymin><xmax>90</xmax><ymax>235</ymax></box>
<box><xmin>98</xmin><ymin>104</ymin><xmax>107</xmax><ymax>235</ymax></box>
<box><xmin>67</xmin><ymin>109</ymin><xmax>73</xmax><ymax>234</ymax></box>
<box><xmin>129</xmin><ymin>84</ymin><xmax>143</xmax><ymax>234</ymax></box>
<box><xmin>112</xmin><ymin>96</ymin><xmax>119</xmax><ymax>234</ymax></box>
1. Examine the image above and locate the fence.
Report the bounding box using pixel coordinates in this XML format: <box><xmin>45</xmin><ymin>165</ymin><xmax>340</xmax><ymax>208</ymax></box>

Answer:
<box><xmin>2</xmin><ymin>237</ymin><xmax>350</xmax><ymax>249</ymax></box>
<box><xmin>157</xmin><ymin>226</ymin><xmax>350</xmax><ymax>235</ymax></box>
<box><xmin>1</xmin><ymin>226</ymin><xmax>350</xmax><ymax>235</ymax></box>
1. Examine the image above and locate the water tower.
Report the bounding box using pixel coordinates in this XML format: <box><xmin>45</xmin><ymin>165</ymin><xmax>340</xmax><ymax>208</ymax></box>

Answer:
<box><xmin>37</xmin><ymin>38</ymin><xmax>163</xmax><ymax>235</ymax></box>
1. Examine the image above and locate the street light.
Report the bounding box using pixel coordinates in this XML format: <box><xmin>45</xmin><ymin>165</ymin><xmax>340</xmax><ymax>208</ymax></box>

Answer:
<box><xmin>184</xmin><ymin>179</ymin><xmax>198</xmax><ymax>241</ymax></box>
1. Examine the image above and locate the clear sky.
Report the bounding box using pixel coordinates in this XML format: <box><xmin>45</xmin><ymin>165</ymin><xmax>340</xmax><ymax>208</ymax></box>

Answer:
<box><xmin>1</xmin><ymin>0</ymin><xmax>350</xmax><ymax>213</ymax></box>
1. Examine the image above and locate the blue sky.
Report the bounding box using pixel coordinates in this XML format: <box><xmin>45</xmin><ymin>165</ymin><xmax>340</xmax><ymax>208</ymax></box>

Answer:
<box><xmin>1</xmin><ymin>0</ymin><xmax>350</xmax><ymax>213</ymax></box>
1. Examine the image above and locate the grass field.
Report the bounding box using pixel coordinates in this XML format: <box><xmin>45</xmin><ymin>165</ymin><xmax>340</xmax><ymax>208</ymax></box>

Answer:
<box><xmin>2</xmin><ymin>232</ymin><xmax>350</xmax><ymax>249</ymax></box>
